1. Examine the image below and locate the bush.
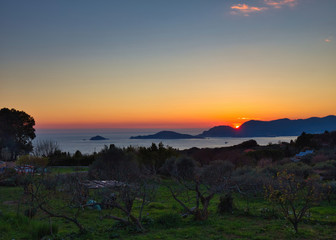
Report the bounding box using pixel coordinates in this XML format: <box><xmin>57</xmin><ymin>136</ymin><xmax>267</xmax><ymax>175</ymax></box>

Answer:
<box><xmin>218</xmin><ymin>194</ymin><xmax>233</xmax><ymax>214</ymax></box>
<box><xmin>156</xmin><ymin>213</ymin><xmax>181</xmax><ymax>228</ymax></box>
<box><xmin>281</xmin><ymin>162</ymin><xmax>313</xmax><ymax>179</ymax></box>
<box><xmin>141</xmin><ymin>216</ymin><xmax>155</xmax><ymax>228</ymax></box>
<box><xmin>17</xmin><ymin>155</ymin><xmax>49</xmax><ymax>168</ymax></box>
<box><xmin>0</xmin><ymin>176</ymin><xmax>17</xmax><ymax>186</ymax></box>
<box><xmin>0</xmin><ymin>168</ymin><xmax>18</xmax><ymax>186</ymax></box>
<box><xmin>31</xmin><ymin>221</ymin><xmax>58</xmax><ymax>239</ymax></box>
<box><xmin>259</xmin><ymin>207</ymin><xmax>277</xmax><ymax>219</ymax></box>
<box><xmin>148</xmin><ymin>202</ymin><xmax>166</xmax><ymax>210</ymax></box>
<box><xmin>24</xmin><ymin>208</ymin><xmax>37</xmax><ymax>218</ymax></box>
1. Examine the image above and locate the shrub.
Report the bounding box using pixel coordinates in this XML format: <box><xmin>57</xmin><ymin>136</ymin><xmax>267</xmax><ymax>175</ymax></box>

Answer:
<box><xmin>0</xmin><ymin>168</ymin><xmax>18</xmax><ymax>186</ymax></box>
<box><xmin>281</xmin><ymin>162</ymin><xmax>313</xmax><ymax>179</ymax></box>
<box><xmin>31</xmin><ymin>221</ymin><xmax>58</xmax><ymax>239</ymax></box>
<box><xmin>141</xmin><ymin>216</ymin><xmax>155</xmax><ymax>228</ymax></box>
<box><xmin>156</xmin><ymin>213</ymin><xmax>181</xmax><ymax>228</ymax></box>
<box><xmin>24</xmin><ymin>208</ymin><xmax>37</xmax><ymax>218</ymax></box>
<box><xmin>148</xmin><ymin>202</ymin><xmax>166</xmax><ymax>210</ymax></box>
<box><xmin>217</xmin><ymin>194</ymin><xmax>233</xmax><ymax>214</ymax></box>
<box><xmin>17</xmin><ymin>155</ymin><xmax>48</xmax><ymax>168</ymax></box>
<box><xmin>313</xmin><ymin>160</ymin><xmax>336</xmax><ymax>170</ymax></box>
<box><xmin>311</xmin><ymin>154</ymin><xmax>329</xmax><ymax>164</ymax></box>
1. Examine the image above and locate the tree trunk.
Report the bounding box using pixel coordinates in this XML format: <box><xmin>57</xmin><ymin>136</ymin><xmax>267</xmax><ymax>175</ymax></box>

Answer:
<box><xmin>130</xmin><ymin>214</ymin><xmax>144</xmax><ymax>231</ymax></box>
<box><xmin>194</xmin><ymin>199</ymin><xmax>210</xmax><ymax>221</ymax></box>
<box><xmin>293</xmin><ymin>221</ymin><xmax>298</xmax><ymax>234</ymax></box>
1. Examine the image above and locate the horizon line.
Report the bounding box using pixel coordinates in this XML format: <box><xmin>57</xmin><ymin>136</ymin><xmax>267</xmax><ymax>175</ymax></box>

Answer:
<box><xmin>34</xmin><ymin>114</ymin><xmax>336</xmax><ymax>130</ymax></box>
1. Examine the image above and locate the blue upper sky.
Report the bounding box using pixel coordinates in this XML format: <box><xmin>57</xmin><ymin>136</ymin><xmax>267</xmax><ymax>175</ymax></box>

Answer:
<box><xmin>1</xmin><ymin>0</ymin><xmax>335</xmax><ymax>62</ymax></box>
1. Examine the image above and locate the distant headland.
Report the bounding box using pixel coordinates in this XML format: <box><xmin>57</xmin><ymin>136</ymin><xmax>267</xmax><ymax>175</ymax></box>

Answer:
<box><xmin>130</xmin><ymin>115</ymin><xmax>336</xmax><ymax>139</ymax></box>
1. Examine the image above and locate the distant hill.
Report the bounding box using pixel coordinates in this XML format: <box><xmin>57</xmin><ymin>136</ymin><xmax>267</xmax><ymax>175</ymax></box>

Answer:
<box><xmin>130</xmin><ymin>115</ymin><xmax>336</xmax><ymax>139</ymax></box>
<box><xmin>198</xmin><ymin>115</ymin><xmax>336</xmax><ymax>138</ymax></box>
<box><xmin>130</xmin><ymin>131</ymin><xmax>201</xmax><ymax>139</ymax></box>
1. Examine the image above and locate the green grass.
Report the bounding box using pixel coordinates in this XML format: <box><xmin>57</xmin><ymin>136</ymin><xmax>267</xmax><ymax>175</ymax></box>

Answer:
<box><xmin>0</xmin><ymin>212</ymin><xmax>59</xmax><ymax>240</ymax></box>
<box><xmin>1</xmin><ymin>179</ymin><xmax>336</xmax><ymax>239</ymax></box>
<box><xmin>48</xmin><ymin>166</ymin><xmax>88</xmax><ymax>175</ymax></box>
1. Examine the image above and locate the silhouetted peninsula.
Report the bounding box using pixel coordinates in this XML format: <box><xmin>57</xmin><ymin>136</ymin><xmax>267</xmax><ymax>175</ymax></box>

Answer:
<box><xmin>130</xmin><ymin>131</ymin><xmax>202</xmax><ymax>139</ymax></box>
<box><xmin>198</xmin><ymin>115</ymin><xmax>336</xmax><ymax>138</ymax></box>
<box><xmin>90</xmin><ymin>135</ymin><xmax>108</xmax><ymax>141</ymax></box>
<box><xmin>130</xmin><ymin>116</ymin><xmax>336</xmax><ymax>139</ymax></box>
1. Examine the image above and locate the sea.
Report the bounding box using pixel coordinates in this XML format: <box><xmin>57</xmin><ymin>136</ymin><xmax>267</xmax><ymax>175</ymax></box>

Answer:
<box><xmin>33</xmin><ymin>128</ymin><xmax>297</xmax><ymax>155</ymax></box>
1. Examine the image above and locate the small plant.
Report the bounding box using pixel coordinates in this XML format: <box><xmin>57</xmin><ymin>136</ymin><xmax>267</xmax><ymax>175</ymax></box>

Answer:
<box><xmin>156</xmin><ymin>213</ymin><xmax>181</xmax><ymax>228</ymax></box>
<box><xmin>141</xmin><ymin>216</ymin><xmax>155</xmax><ymax>228</ymax></box>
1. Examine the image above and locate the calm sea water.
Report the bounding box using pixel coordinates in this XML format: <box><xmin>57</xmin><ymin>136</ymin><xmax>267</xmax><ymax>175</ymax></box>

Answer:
<box><xmin>33</xmin><ymin>128</ymin><xmax>297</xmax><ymax>154</ymax></box>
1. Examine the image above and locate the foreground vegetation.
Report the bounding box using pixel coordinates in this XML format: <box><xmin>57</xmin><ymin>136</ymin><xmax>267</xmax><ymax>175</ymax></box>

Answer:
<box><xmin>1</xmin><ymin>131</ymin><xmax>336</xmax><ymax>239</ymax></box>
<box><xmin>1</xmin><ymin>181</ymin><xmax>336</xmax><ymax>240</ymax></box>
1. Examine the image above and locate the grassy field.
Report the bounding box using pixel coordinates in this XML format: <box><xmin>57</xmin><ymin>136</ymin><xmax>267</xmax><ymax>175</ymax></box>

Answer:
<box><xmin>1</xmin><ymin>173</ymin><xmax>336</xmax><ymax>240</ymax></box>
<box><xmin>48</xmin><ymin>166</ymin><xmax>89</xmax><ymax>175</ymax></box>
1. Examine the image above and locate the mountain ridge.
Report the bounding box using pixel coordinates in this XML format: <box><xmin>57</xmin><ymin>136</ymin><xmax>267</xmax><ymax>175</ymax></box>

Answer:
<box><xmin>130</xmin><ymin>115</ymin><xmax>336</xmax><ymax>139</ymax></box>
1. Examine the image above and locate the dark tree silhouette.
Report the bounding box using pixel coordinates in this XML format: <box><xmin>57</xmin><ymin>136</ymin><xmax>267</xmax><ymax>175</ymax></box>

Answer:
<box><xmin>0</xmin><ymin>108</ymin><xmax>36</xmax><ymax>161</ymax></box>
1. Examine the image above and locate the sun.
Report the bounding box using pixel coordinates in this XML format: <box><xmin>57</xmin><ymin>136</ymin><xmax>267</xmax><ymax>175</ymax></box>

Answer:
<box><xmin>234</xmin><ymin>124</ymin><xmax>241</xmax><ymax>129</ymax></box>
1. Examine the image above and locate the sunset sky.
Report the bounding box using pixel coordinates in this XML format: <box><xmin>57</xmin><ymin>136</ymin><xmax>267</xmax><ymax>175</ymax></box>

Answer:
<box><xmin>1</xmin><ymin>0</ymin><xmax>335</xmax><ymax>129</ymax></box>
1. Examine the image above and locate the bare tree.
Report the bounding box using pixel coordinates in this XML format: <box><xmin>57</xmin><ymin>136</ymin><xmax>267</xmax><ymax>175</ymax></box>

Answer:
<box><xmin>89</xmin><ymin>145</ymin><xmax>157</xmax><ymax>231</ymax></box>
<box><xmin>33</xmin><ymin>140</ymin><xmax>60</xmax><ymax>157</ymax></box>
<box><xmin>20</xmin><ymin>173</ymin><xmax>88</xmax><ymax>233</ymax></box>
<box><xmin>164</xmin><ymin>157</ymin><xmax>234</xmax><ymax>220</ymax></box>
<box><xmin>231</xmin><ymin>167</ymin><xmax>270</xmax><ymax>213</ymax></box>
<box><xmin>265</xmin><ymin>170</ymin><xmax>323</xmax><ymax>233</ymax></box>
<box><xmin>97</xmin><ymin>179</ymin><xmax>157</xmax><ymax>231</ymax></box>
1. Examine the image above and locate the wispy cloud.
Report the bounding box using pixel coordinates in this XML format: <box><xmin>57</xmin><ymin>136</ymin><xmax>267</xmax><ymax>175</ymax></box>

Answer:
<box><xmin>230</xmin><ymin>0</ymin><xmax>299</xmax><ymax>16</ymax></box>
<box><xmin>231</xmin><ymin>4</ymin><xmax>267</xmax><ymax>16</ymax></box>
<box><xmin>264</xmin><ymin>0</ymin><xmax>298</xmax><ymax>8</ymax></box>
<box><xmin>324</xmin><ymin>37</ymin><xmax>332</xmax><ymax>43</ymax></box>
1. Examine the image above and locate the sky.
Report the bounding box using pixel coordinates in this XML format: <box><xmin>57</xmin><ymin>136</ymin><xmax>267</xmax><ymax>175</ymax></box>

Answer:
<box><xmin>1</xmin><ymin>0</ymin><xmax>335</xmax><ymax>129</ymax></box>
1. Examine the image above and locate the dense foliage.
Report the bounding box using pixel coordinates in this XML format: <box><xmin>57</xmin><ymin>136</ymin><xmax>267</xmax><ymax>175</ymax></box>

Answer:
<box><xmin>0</xmin><ymin>108</ymin><xmax>35</xmax><ymax>161</ymax></box>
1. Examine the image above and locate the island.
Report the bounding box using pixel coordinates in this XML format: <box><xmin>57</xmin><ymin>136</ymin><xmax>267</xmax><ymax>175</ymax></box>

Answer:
<box><xmin>130</xmin><ymin>131</ymin><xmax>203</xmax><ymax>139</ymax></box>
<box><xmin>90</xmin><ymin>135</ymin><xmax>109</xmax><ymax>141</ymax></box>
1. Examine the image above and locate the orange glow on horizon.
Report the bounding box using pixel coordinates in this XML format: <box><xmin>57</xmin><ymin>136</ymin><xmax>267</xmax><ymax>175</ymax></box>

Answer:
<box><xmin>32</xmin><ymin>113</ymin><xmax>336</xmax><ymax>130</ymax></box>
<box><xmin>34</xmin><ymin>120</ymin><xmax>219</xmax><ymax>129</ymax></box>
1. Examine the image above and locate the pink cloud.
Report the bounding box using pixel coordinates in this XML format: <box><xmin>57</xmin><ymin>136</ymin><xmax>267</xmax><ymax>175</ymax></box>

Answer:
<box><xmin>231</xmin><ymin>4</ymin><xmax>267</xmax><ymax>16</ymax></box>
<box><xmin>264</xmin><ymin>0</ymin><xmax>298</xmax><ymax>8</ymax></box>
<box><xmin>325</xmin><ymin>38</ymin><xmax>332</xmax><ymax>43</ymax></box>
